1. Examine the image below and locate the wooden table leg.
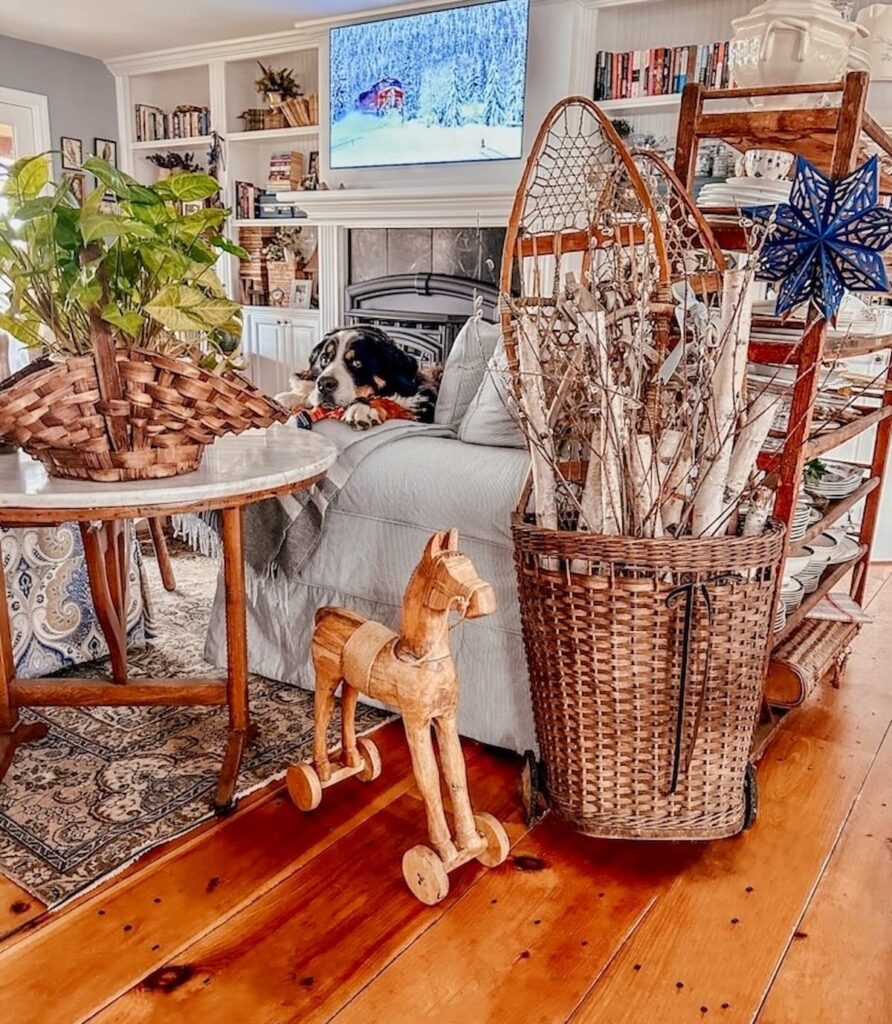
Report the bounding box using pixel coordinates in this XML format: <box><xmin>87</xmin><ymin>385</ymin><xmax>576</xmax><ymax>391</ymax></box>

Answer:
<box><xmin>148</xmin><ymin>517</ymin><xmax>176</xmax><ymax>592</ymax></box>
<box><xmin>0</xmin><ymin>561</ymin><xmax>48</xmax><ymax>785</ymax></box>
<box><xmin>80</xmin><ymin>521</ymin><xmax>129</xmax><ymax>685</ymax></box>
<box><xmin>215</xmin><ymin>506</ymin><xmax>252</xmax><ymax>813</ymax></box>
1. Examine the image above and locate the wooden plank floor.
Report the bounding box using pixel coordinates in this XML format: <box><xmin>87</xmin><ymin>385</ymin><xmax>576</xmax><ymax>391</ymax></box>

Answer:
<box><xmin>1</xmin><ymin>574</ymin><xmax>889</xmax><ymax>1023</ymax></box>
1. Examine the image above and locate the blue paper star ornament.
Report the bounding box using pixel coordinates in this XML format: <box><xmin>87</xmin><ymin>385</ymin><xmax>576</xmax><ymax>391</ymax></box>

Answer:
<box><xmin>744</xmin><ymin>155</ymin><xmax>892</xmax><ymax>322</ymax></box>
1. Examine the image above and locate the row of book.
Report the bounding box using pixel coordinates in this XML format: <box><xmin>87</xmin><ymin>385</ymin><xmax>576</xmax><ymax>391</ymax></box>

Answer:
<box><xmin>593</xmin><ymin>42</ymin><xmax>732</xmax><ymax>102</ymax></box>
<box><xmin>134</xmin><ymin>103</ymin><xmax>211</xmax><ymax>142</ymax></box>
<box><xmin>234</xmin><ymin>182</ymin><xmax>308</xmax><ymax>221</ymax></box>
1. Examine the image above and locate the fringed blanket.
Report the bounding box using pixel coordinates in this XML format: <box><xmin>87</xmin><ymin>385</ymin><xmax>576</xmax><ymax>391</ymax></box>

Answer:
<box><xmin>174</xmin><ymin>419</ymin><xmax>455</xmax><ymax>595</ymax></box>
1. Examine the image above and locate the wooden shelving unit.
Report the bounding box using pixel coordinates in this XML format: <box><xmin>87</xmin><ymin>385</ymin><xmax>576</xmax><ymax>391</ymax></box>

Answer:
<box><xmin>674</xmin><ymin>71</ymin><xmax>892</xmax><ymax>750</ymax></box>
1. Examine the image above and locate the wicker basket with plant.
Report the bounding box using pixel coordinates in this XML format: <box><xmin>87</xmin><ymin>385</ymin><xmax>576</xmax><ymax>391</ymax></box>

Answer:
<box><xmin>0</xmin><ymin>154</ymin><xmax>288</xmax><ymax>482</ymax></box>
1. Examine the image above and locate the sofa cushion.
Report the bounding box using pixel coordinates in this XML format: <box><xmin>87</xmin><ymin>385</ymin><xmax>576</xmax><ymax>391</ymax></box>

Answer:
<box><xmin>458</xmin><ymin>341</ymin><xmax>527</xmax><ymax>449</ymax></box>
<box><xmin>434</xmin><ymin>315</ymin><xmax>502</xmax><ymax>427</ymax></box>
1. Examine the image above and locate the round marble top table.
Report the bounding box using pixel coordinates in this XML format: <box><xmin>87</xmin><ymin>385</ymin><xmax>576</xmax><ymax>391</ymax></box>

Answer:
<box><xmin>0</xmin><ymin>426</ymin><xmax>337</xmax><ymax>812</ymax></box>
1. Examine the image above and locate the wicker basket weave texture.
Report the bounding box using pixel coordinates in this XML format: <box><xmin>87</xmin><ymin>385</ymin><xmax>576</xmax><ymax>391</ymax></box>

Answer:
<box><xmin>766</xmin><ymin>618</ymin><xmax>859</xmax><ymax>709</ymax></box>
<box><xmin>513</xmin><ymin>517</ymin><xmax>785</xmax><ymax>840</ymax></box>
<box><xmin>0</xmin><ymin>347</ymin><xmax>289</xmax><ymax>482</ymax></box>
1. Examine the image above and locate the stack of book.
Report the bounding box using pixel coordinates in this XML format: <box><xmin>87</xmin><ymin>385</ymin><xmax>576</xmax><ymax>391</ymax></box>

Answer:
<box><xmin>593</xmin><ymin>41</ymin><xmax>731</xmax><ymax>102</ymax></box>
<box><xmin>235</xmin><ymin>181</ymin><xmax>257</xmax><ymax>220</ymax></box>
<box><xmin>267</xmin><ymin>151</ymin><xmax>304</xmax><ymax>192</ymax></box>
<box><xmin>134</xmin><ymin>103</ymin><xmax>211</xmax><ymax>142</ymax></box>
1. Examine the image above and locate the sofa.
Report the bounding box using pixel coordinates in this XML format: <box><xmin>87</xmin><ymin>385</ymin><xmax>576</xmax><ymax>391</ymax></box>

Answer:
<box><xmin>204</xmin><ymin>316</ymin><xmax>538</xmax><ymax>753</ymax></box>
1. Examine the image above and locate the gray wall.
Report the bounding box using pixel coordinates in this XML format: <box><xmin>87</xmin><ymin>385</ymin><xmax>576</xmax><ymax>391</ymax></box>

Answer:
<box><xmin>0</xmin><ymin>34</ymin><xmax>118</xmax><ymax>177</ymax></box>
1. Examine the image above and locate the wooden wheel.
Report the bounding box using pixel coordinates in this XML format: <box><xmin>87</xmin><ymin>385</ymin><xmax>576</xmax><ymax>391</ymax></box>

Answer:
<box><xmin>402</xmin><ymin>844</ymin><xmax>450</xmax><ymax>905</ymax></box>
<box><xmin>357</xmin><ymin>737</ymin><xmax>382</xmax><ymax>782</ymax></box>
<box><xmin>473</xmin><ymin>812</ymin><xmax>510</xmax><ymax>868</ymax></box>
<box><xmin>286</xmin><ymin>762</ymin><xmax>323</xmax><ymax>812</ymax></box>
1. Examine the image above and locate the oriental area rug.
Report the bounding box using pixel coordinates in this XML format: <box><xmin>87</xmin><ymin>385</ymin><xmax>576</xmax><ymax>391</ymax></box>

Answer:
<box><xmin>0</xmin><ymin>551</ymin><xmax>386</xmax><ymax>907</ymax></box>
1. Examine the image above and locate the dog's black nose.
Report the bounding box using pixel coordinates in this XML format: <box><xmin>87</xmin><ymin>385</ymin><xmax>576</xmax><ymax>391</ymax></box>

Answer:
<box><xmin>317</xmin><ymin>376</ymin><xmax>336</xmax><ymax>394</ymax></box>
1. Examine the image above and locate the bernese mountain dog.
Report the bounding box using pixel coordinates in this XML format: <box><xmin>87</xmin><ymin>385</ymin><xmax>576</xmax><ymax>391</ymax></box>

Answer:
<box><xmin>275</xmin><ymin>325</ymin><xmax>439</xmax><ymax>430</ymax></box>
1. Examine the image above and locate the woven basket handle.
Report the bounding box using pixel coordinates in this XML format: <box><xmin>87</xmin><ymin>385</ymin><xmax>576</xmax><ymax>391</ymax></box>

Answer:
<box><xmin>90</xmin><ymin>314</ymin><xmax>130</xmax><ymax>453</ymax></box>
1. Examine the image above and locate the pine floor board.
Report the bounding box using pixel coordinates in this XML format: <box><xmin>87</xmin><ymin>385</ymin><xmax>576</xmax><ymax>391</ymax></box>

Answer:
<box><xmin>0</xmin><ymin>876</ymin><xmax>44</xmax><ymax>945</ymax></box>
<box><xmin>330</xmin><ymin>818</ymin><xmax>699</xmax><ymax>1024</ymax></box>
<box><xmin>88</xmin><ymin>744</ymin><xmax>525</xmax><ymax>1024</ymax></box>
<box><xmin>0</xmin><ymin>722</ymin><xmax>410</xmax><ymax>1024</ymax></box>
<box><xmin>757</xmin><ymin>725</ymin><xmax>892</xmax><ymax>1024</ymax></box>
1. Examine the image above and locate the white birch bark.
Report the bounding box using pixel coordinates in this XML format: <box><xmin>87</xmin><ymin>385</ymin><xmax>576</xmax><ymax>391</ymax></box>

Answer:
<box><xmin>656</xmin><ymin>428</ymin><xmax>687</xmax><ymax>532</ymax></box>
<box><xmin>630</xmin><ymin>433</ymin><xmax>662</xmax><ymax>537</ymax></box>
<box><xmin>692</xmin><ymin>268</ymin><xmax>753</xmax><ymax>537</ymax></box>
<box><xmin>516</xmin><ymin>314</ymin><xmax>558</xmax><ymax>531</ymax></box>
<box><xmin>742</xmin><ymin>485</ymin><xmax>774</xmax><ymax>538</ymax></box>
<box><xmin>723</xmin><ymin>390</ymin><xmax>779</xmax><ymax>522</ymax></box>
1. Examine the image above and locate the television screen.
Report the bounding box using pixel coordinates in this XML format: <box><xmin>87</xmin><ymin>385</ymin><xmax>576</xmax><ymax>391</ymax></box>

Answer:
<box><xmin>329</xmin><ymin>0</ymin><xmax>530</xmax><ymax>169</ymax></box>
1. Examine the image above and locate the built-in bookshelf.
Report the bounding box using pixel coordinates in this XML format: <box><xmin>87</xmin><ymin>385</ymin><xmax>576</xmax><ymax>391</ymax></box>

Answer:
<box><xmin>593</xmin><ymin>41</ymin><xmax>731</xmax><ymax>103</ymax></box>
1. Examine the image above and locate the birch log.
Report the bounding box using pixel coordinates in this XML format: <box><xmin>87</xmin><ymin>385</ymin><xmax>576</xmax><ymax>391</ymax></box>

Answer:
<box><xmin>577</xmin><ymin>308</ymin><xmax>623</xmax><ymax>535</ymax></box>
<box><xmin>630</xmin><ymin>433</ymin><xmax>662</xmax><ymax>538</ymax></box>
<box><xmin>656</xmin><ymin>428</ymin><xmax>688</xmax><ymax>532</ymax></box>
<box><xmin>516</xmin><ymin>314</ymin><xmax>558</xmax><ymax>531</ymax></box>
<box><xmin>691</xmin><ymin>268</ymin><xmax>753</xmax><ymax>537</ymax></box>
<box><xmin>723</xmin><ymin>390</ymin><xmax>779</xmax><ymax>525</ymax></box>
<box><xmin>742</xmin><ymin>484</ymin><xmax>774</xmax><ymax>538</ymax></box>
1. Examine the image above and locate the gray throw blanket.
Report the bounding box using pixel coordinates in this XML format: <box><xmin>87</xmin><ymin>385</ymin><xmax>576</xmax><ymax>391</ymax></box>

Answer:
<box><xmin>174</xmin><ymin>418</ymin><xmax>455</xmax><ymax>583</ymax></box>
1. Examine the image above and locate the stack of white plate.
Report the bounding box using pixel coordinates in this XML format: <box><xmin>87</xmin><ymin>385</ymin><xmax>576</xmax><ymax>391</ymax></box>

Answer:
<box><xmin>819</xmin><ymin>529</ymin><xmax>862</xmax><ymax>565</ymax></box>
<box><xmin>780</xmin><ymin>576</ymin><xmax>805</xmax><ymax>613</ymax></box>
<box><xmin>773</xmin><ymin>601</ymin><xmax>787</xmax><ymax>633</ymax></box>
<box><xmin>790</xmin><ymin>500</ymin><xmax>820</xmax><ymax>542</ymax></box>
<box><xmin>796</xmin><ymin>544</ymin><xmax>834</xmax><ymax>594</ymax></box>
<box><xmin>697</xmin><ymin>177</ymin><xmax>792</xmax><ymax>210</ymax></box>
<box><xmin>784</xmin><ymin>549</ymin><xmax>811</xmax><ymax>578</ymax></box>
<box><xmin>805</xmin><ymin>461</ymin><xmax>865</xmax><ymax>501</ymax></box>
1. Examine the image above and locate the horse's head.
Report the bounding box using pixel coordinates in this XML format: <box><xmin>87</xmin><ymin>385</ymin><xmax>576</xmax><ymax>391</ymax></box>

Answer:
<box><xmin>421</xmin><ymin>530</ymin><xmax>496</xmax><ymax>620</ymax></box>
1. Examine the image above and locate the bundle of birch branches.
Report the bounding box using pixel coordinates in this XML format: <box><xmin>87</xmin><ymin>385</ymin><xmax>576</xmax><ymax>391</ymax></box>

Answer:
<box><xmin>507</xmin><ymin>254</ymin><xmax>780</xmax><ymax>541</ymax></box>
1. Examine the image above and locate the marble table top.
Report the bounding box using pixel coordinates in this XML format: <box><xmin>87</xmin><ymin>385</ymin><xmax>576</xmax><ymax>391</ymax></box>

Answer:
<box><xmin>0</xmin><ymin>426</ymin><xmax>337</xmax><ymax>513</ymax></box>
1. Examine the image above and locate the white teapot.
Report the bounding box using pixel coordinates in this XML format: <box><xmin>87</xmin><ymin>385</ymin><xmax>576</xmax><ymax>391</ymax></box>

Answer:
<box><xmin>730</xmin><ymin>0</ymin><xmax>868</xmax><ymax>90</ymax></box>
<box><xmin>857</xmin><ymin>4</ymin><xmax>892</xmax><ymax>78</ymax></box>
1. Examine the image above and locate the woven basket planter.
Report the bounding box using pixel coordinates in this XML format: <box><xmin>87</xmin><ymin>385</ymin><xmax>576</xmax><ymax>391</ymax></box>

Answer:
<box><xmin>512</xmin><ymin>514</ymin><xmax>785</xmax><ymax>840</ymax></box>
<box><xmin>0</xmin><ymin>339</ymin><xmax>289</xmax><ymax>483</ymax></box>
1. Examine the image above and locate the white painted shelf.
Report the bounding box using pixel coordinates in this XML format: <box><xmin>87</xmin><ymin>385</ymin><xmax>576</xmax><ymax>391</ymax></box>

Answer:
<box><xmin>596</xmin><ymin>94</ymin><xmax>682</xmax><ymax>113</ymax></box>
<box><xmin>131</xmin><ymin>135</ymin><xmax>213</xmax><ymax>150</ymax></box>
<box><xmin>226</xmin><ymin>126</ymin><xmax>319</xmax><ymax>143</ymax></box>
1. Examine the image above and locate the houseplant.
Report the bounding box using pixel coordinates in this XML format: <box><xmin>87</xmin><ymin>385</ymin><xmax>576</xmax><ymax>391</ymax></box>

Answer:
<box><xmin>501</xmin><ymin>99</ymin><xmax>785</xmax><ymax>840</ymax></box>
<box><xmin>0</xmin><ymin>154</ymin><xmax>288</xmax><ymax>482</ymax></box>
<box><xmin>255</xmin><ymin>62</ymin><xmax>302</xmax><ymax>106</ymax></box>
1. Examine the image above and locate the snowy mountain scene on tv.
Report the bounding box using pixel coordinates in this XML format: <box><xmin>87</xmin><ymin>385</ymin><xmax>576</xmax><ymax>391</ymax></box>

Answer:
<box><xmin>329</xmin><ymin>0</ymin><xmax>530</xmax><ymax>169</ymax></box>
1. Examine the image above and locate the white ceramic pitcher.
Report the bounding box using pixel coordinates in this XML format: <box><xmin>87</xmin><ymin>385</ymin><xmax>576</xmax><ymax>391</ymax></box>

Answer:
<box><xmin>857</xmin><ymin>4</ymin><xmax>892</xmax><ymax>78</ymax></box>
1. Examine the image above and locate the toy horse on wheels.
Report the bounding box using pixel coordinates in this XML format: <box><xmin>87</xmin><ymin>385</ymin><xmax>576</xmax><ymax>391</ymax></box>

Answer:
<box><xmin>287</xmin><ymin>529</ymin><xmax>510</xmax><ymax>905</ymax></box>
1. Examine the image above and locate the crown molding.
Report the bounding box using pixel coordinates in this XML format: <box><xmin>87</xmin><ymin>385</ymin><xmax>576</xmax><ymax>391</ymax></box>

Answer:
<box><xmin>105</xmin><ymin>0</ymin><xmax>575</xmax><ymax>76</ymax></box>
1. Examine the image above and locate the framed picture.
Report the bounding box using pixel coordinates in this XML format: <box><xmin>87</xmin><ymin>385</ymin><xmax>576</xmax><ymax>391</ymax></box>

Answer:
<box><xmin>94</xmin><ymin>138</ymin><xmax>118</xmax><ymax>167</ymax></box>
<box><xmin>307</xmin><ymin>150</ymin><xmax>319</xmax><ymax>178</ymax></box>
<box><xmin>290</xmin><ymin>279</ymin><xmax>313</xmax><ymax>309</ymax></box>
<box><xmin>69</xmin><ymin>173</ymin><xmax>86</xmax><ymax>206</ymax></box>
<box><xmin>61</xmin><ymin>137</ymin><xmax>82</xmax><ymax>170</ymax></box>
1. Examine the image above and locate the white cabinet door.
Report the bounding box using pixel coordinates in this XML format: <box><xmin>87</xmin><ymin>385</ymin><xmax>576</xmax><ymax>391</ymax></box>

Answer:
<box><xmin>241</xmin><ymin>311</ymin><xmax>319</xmax><ymax>397</ymax></box>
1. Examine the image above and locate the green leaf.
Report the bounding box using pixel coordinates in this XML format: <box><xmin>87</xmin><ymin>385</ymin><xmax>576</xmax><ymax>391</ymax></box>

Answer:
<box><xmin>144</xmin><ymin>284</ymin><xmax>240</xmax><ymax>332</ymax></box>
<box><xmin>79</xmin><ymin>211</ymin><xmax>155</xmax><ymax>243</ymax></box>
<box><xmin>129</xmin><ymin>200</ymin><xmax>170</xmax><ymax>228</ymax></box>
<box><xmin>101</xmin><ymin>302</ymin><xmax>144</xmax><ymax>338</ymax></box>
<box><xmin>158</xmin><ymin>173</ymin><xmax>220</xmax><ymax>203</ymax></box>
<box><xmin>3</xmin><ymin>155</ymin><xmax>49</xmax><ymax>200</ymax></box>
<box><xmin>68</xmin><ymin>277</ymin><xmax>103</xmax><ymax>310</ymax></box>
<box><xmin>210</xmin><ymin>234</ymin><xmax>249</xmax><ymax>259</ymax></box>
<box><xmin>0</xmin><ymin>312</ymin><xmax>44</xmax><ymax>347</ymax></box>
<box><xmin>14</xmin><ymin>196</ymin><xmax>58</xmax><ymax>221</ymax></box>
<box><xmin>186</xmin><ymin>264</ymin><xmax>227</xmax><ymax>296</ymax></box>
<box><xmin>80</xmin><ymin>157</ymin><xmax>141</xmax><ymax>201</ymax></box>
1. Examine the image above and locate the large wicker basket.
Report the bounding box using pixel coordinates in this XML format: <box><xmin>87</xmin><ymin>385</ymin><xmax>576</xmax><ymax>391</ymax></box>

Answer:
<box><xmin>513</xmin><ymin>514</ymin><xmax>785</xmax><ymax>840</ymax></box>
<box><xmin>0</xmin><ymin>339</ymin><xmax>289</xmax><ymax>482</ymax></box>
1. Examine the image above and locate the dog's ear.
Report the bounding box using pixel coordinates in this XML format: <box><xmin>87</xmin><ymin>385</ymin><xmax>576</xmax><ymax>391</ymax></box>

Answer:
<box><xmin>373</xmin><ymin>337</ymin><xmax>419</xmax><ymax>394</ymax></box>
<box><xmin>303</xmin><ymin>338</ymin><xmax>328</xmax><ymax>378</ymax></box>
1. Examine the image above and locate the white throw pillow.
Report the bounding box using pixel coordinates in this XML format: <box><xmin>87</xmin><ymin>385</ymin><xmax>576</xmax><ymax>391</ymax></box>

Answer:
<box><xmin>434</xmin><ymin>316</ymin><xmax>502</xmax><ymax>427</ymax></box>
<box><xmin>458</xmin><ymin>341</ymin><xmax>527</xmax><ymax>449</ymax></box>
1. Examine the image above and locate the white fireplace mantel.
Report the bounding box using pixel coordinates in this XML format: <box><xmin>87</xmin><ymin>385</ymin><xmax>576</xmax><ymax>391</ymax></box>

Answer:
<box><xmin>239</xmin><ymin>185</ymin><xmax>518</xmax><ymax>229</ymax></box>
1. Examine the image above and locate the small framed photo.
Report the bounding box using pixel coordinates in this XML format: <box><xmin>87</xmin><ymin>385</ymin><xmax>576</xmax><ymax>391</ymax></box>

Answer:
<box><xmin>94</xmin><ymin>138</ymin><xmax>118</xmax><ymax>167</ymax></box>
<box><xmin>61</xmin><ymin>137</ymin><xmax>82</xmax><ymax>170</ymax></box>
<box><xmin>69</xmin><ymin>173</ymin><xmax>86</xmax><ymax>206</ymax></box>
<box><xmin>307</xmin><ymin>150</ymin><xmax>319</xmax><ymax>178</ymax></box>
<box><xmin>290</xmin><ymin>279</ymin><xmax>313</xmax><ymax>309</ymax></box>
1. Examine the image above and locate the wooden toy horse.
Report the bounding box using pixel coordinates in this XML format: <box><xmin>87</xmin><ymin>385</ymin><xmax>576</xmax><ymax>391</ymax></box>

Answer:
<box><xmin>287</xmin><ymin>529</ymin><xmax>510</xmax><ymax>904</ymax></box>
